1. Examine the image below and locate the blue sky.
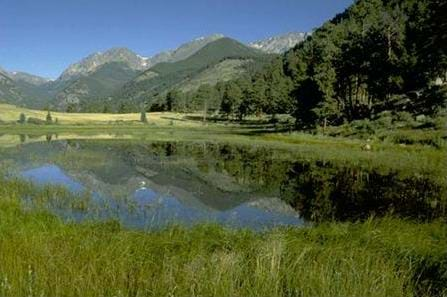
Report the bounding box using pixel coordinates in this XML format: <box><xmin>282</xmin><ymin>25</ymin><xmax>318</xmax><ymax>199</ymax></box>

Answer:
<box><xmin>0</xmin><ymin>0</ymin><xmax>353</xmax><ymax>78</ymax></box>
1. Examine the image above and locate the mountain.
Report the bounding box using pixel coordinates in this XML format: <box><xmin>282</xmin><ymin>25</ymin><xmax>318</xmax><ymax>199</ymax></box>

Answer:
<box><xmin>146</xmin><ymin>34</ymin><xmax>225</xmax><ymax>65</ymax></box>
<box><xmin>0</xmin><ymin>68</ymin><xmax>24</xmax><ymax>105</ymax></box>
<box><xmin>110</xmin><ymin>37</ymin><xmax>270</xmax><ymax>109</ymax></box>
<box><xmin>58</xmin><ymin>47</ymin><xmax>148</xmax><ymax>81</ymax></box>
<box><xmin>249</xmin><ymin>32</ymin><xmax>309</xmax><ymax>54</ymax></box>
<box><xmin>2</xmin><ymin>34</ymin><xmax>272</xmax><ymax>111</ymax></box>
<box><xmin>54</xmin><ymin>62</ymin><xmax>140</xmax><ymax>110</ymax></box>
<box><xmin>58</xmin><ymin>35</ymin><xmax>224</xmax><ymax>83</ymax></box>
<box><xmin>49</xmin><ymin>34</ymin><xmax>227</xmax><ymax>110</ymax></box>
<box><xmin>8</xmin><ymin>71</ymin><xmax>50</xmax><ymax>85</ymax></box>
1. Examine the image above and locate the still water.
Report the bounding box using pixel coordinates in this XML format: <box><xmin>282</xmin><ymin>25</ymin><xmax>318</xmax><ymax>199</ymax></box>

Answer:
<box><xmin>1</xmin><ymin>137</ymin><xmax>445</xmax><ymax>230</ymax></box>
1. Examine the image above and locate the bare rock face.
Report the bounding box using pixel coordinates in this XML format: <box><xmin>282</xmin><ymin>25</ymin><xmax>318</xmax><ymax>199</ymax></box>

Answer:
<box><xmin>249</xmin><ymin>32</ymin><xmax>310</xmax><ymax>54</ymax></box>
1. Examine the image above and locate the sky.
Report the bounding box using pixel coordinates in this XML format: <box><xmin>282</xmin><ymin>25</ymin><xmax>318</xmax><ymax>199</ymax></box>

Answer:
<box><xmin>0</xmin><ymin>0</ymin><xmax>354</xmax><ymax>79</ymax></box>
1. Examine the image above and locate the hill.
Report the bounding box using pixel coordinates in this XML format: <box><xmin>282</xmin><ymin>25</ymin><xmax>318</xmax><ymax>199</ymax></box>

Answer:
<box><xmin>109</xmin><ymin>38</ymin><xmax>271</xmax><ymax>110</ymax></box>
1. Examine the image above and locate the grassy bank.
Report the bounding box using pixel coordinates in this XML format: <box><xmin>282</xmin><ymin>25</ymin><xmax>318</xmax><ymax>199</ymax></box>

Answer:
<box><xmin>0</xmin><ymin>178</ymin><xmax>446</xmax><ymax>297</ymax></box>
<box><xmin>1</xmin><ymin>125</ymin><xmax>445</xmax><ymax>183</ymax></box>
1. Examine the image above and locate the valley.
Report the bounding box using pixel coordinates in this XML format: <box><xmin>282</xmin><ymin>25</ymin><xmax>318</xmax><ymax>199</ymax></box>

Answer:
<box><xmin>0</xmin><ymin>0</ymin><xmax>446</xmax><ymax>296</ymax></box>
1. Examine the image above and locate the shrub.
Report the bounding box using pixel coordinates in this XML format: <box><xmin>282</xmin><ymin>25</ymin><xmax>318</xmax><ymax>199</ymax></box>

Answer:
<box><xmin>46</xmin><ymin>110</ymin><xmax>53</xmax><ymax>124</ymax></box>
<box><xmin>27</xmin><ymin>117</ymin><xmax>46</xmax><ymax>125</ymax></box>
<box><xmin>393</xmin><ymin>112</ymin><xmax>416</xmax><ymax>128</ymax></box>
<box><xmin>18</xmin><ymin>113</ymin><xmax>26</xmax><ymax>124</ymax></box>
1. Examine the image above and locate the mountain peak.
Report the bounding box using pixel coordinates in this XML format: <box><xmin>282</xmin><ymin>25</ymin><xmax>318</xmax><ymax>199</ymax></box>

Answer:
<box><xmin>249</xmin><ymin>32</ymin><xmax>310</xmax><ymax>53</ymax></box>
<box><xmin>58</xmin><ymin>47</ymin><xmax>148</xmax><ymax>81</ymax></box>
<box><xmin>57</xmin><ymin>35</ymin><xmax>226</xmax><ymax>82</ymax></box>
<box><xmin>195</xmin><ymin>33</ymin><xmax>224</xmax><ymax>41</ymax></box>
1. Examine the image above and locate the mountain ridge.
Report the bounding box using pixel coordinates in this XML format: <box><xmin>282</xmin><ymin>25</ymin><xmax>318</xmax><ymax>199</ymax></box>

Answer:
<box><xmin>249</xmin><ymin>32</ymin><xmax>309</xmax><ymax>54</ymax></box>
<box><xmin>108</xmin><ymin>37</ymin><xmax>270</xmax><ymax>110</ymax></box>
<box><xmin>0</xmin><ymin>32</ymin><xmax>296</xmax><ymax>110</ymax></box>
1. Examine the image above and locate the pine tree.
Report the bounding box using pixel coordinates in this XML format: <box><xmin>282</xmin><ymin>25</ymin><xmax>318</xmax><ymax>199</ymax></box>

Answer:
<box><xmin>18</xmin><ymin>113</ymin><xmax>26</xmax><ymax>124</ymax></box>
<box><xmin>220</xmin><ymin>82</ymin><xmax>243</xmax><ymax>119</ymax></box>
<box><xmin>46</xmin><ymin>110</ymin><xmax>53</xmax><ymax>124</ymax></box>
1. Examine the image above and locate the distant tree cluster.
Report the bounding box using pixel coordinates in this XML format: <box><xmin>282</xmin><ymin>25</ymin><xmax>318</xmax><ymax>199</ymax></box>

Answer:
<box><xmin>17</xmin><ymin>108</ymin><xmax>58</xmax><ymax>125</ymax></box>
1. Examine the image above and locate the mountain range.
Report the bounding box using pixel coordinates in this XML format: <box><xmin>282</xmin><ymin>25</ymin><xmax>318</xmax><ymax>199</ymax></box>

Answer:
<box><xmin>0</xmin><ymin>32</ymin><xmax>307</xmax><ymax>111</ymax></box>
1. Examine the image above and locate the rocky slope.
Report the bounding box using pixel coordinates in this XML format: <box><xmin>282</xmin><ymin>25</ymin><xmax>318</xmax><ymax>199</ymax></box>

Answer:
<box><xmin>0</xmin><ymin>67</ymin><xmax>26</xmax><ymax>105</ymax></box>
<box><xmin>8</xmin><ymin>71</ymin><xmax>50</xmax><ymax>86</ymax></box>
<box><xmin>249</xmin><ymin>32</ymin><xmax>309</xmax><ymax>54</ymax></box>
<box><xmin>58</xmin><ymin>47</ymin><xmax>148</xmax><ymax>81</ymax></box>
<box><xmin>57</xmin><ymin>34</ymin><xmax>225</xmax><ymax>82</ymax></box>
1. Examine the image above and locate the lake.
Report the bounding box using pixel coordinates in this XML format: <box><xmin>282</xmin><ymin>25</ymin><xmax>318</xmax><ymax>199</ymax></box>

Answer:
<box><xmin>0</xmin><ymin>134</ymin><xmax>445</xmax><ymax>230</ymax></box>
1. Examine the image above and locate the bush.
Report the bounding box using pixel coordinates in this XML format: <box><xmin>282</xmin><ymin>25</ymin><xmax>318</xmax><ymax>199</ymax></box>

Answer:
<box><xmin>374</xmin><ymin>111</ymin><xmax>393</xmax><ymax>129</ymax></box>
<box><xmin>27</xmin><ymin>117</ymin><xmax>46</xmax><ymax>125</ymax></box>
<box><xmin>351</xmin><ymin>119</ymin><xmax>375</xmax><ymax>137</ymax></box>
<box><xmin>18</xmin><ymin>113</ymin><xmax>26</xmax><ymax>124</ymax></box>
<box><xmin>393</xmin><ymin>112</ymin><xmax>416</xmax><ymax>128</ymax></box>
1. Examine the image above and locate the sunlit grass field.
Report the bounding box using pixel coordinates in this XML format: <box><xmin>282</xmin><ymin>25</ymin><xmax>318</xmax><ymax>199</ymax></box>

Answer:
<box><xmin>0</xmin><ymin>103</ymin><xmax>209</xmax><ymax>126</ymax></box>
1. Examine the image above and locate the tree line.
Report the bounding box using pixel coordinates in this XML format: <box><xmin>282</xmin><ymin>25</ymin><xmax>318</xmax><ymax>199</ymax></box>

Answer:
<box><xmin>159</xmin><ymin>0</ymin><xmax>446</xmax><ymax>128</ymax></box>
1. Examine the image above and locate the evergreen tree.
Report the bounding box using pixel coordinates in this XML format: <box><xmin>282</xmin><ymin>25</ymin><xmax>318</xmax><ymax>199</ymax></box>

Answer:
<box><xmin>220</xmin><ymin>82</ymin><xmax>243</xmax><ymax>119</ymax></box>
<box><xmin>166</xmin><ymin>90</ymin><xmax>180</xmax><ymax>112</ymax></box>
<box><xmin>46</xmin><ymin>109</ymin><xmax>53</xmax><ymax>124</ymax></box>
<box><xmin>18</xmin><ymin>113</ymin><xmax>26</xmax><ymax>124</ymax></box>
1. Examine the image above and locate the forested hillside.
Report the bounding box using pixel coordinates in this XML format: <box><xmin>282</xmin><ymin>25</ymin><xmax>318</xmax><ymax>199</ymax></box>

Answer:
<box><xmin>103</xmin><ymin>38</ymin><xmax>272</xmax><ymax>112</ymax></box>
<box><xmin>168</xmin><ymin>0</ymin><xmax>446</xmax><ymax>128</ymax></box>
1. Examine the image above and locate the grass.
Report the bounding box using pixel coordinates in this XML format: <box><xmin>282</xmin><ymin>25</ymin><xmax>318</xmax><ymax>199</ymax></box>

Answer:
<box><xmin>0</xmin><ymin>177</ymin><xmax>446</xmax><ymax>297</ymax></box>
<box><xmin>1</xmin><ymin>104</ymin><xmax>446</xmax><ymax>296</ymax></box>
<box><xmin>0</xmin><ymin>125</ymin><xmax>445</xmax><ymax>182</ymax></box>
<box><xmin>0</xmin><ymin>103</ymin><xmax>210</xmax><ymax>126</ymax></box>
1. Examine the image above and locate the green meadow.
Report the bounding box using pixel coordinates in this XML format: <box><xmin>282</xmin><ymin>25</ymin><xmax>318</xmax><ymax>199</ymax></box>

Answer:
<box><xmin>0</xmin><ymin>177</ymin><xmax>446</xmax><ymax>297</ymax></box>
<box><xmin>0</xmin><ymin>119</ymin><xmax>446</xmax><ymax>296</ymax></box>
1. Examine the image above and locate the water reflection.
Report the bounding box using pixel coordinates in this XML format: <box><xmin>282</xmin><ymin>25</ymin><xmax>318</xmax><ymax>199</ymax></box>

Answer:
<box><xmin>280</xmin><ymin>162</ymin><xmax>445</xmax><ymax>222</ymax></box>
<box><xmin>21</xmin><ymin>164</ymin><xmax>303</xmax><ymax>230</ymax></box>
<box><xmin>2</xmin><ymin>138</ymin><xmax>445</xmax><ymax>228</ymax></box>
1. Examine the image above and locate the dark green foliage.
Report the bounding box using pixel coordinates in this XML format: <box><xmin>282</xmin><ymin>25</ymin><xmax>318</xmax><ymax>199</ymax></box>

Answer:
<box><xmin>165</xmin><ymin>90</ymin><xmax>179</xmax><ymax>112</ymax></box>
<box><xmin>65</xmin><ymin>103</ymin><xmax>78</xmax><ymax>113</ymax></box>
<box><xmin>18</xmin><ymin>113</ymin><xmax>26</xmax><ymax>124</ymax></box>
<box><xmin>190</xmin><ymin>0</ymin><xmax>445</xmax><ymax>128</ymax></box>
<box><xmin>220</xmin><ymin>82</ymin><xmax>243</xmax><ymax>118</ymax></box>
<box><xmin>46</xmin><ymin>110</ymin><xmax>53</xmax><ymax>124</ymax></box>
<box><xmin>293</xmin><ymin>78</ymin><xmax>325</xmax><ymax>129</ymax></box>
<box><xmin>27</xmin><ymin>117</ymin><xmax>46</xmax><ymax>125</ymax></box>
<box><xmin>283</xmin><ymin>0</ymin><xmax>446</xmax><ymax>127</ymax></box>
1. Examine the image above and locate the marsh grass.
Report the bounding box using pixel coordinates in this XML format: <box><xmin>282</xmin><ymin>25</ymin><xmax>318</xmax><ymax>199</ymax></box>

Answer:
<box><xmin>0</xmin><ymin>126</ymin><xmax>445</xmax><ymax>181</ymax></box>
<box><xmin>0</xmin><ymin>177</ymin><xmax>446</xmax><ymax>297</ymax></box>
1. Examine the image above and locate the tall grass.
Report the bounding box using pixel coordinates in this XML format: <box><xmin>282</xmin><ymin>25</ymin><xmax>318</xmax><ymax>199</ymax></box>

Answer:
<box><xmin>0</xmin><ymin>178</ymin><xmax>446</xmax><ymax>297</ymax></box>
